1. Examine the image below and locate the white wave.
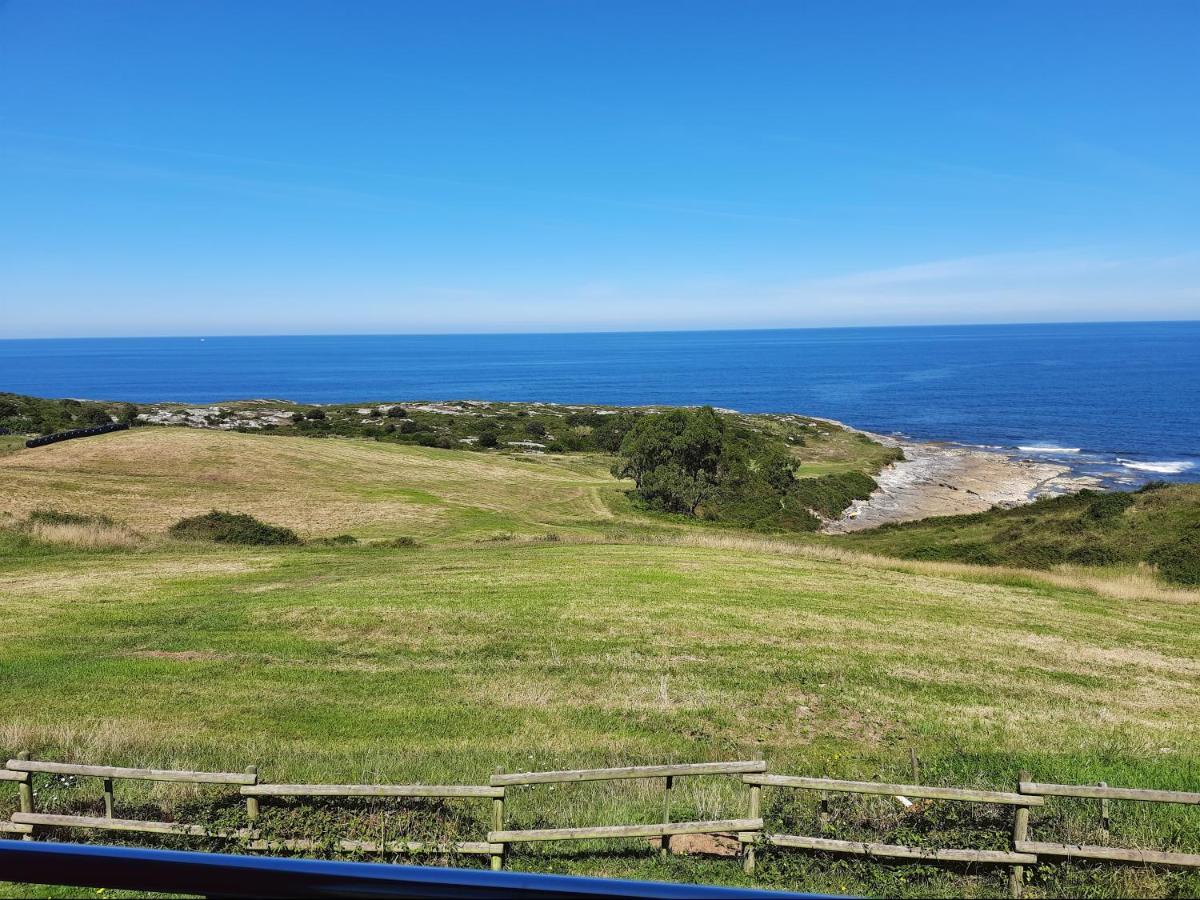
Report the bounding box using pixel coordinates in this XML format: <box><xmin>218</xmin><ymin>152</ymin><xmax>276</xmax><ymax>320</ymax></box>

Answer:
<box><xmin>1117</xmin><ymin>458</ymin><xmax>1196</xmax><ymax>475</ymax></box>
<box><xmin>1018</xmin><ymin>445</ymin><xmax>1081</xmax><ymax>453</ymax></box>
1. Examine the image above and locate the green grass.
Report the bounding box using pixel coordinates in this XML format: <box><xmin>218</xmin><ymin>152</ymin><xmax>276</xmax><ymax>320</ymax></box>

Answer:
<box><xmin>1</xmin><ymin>429</ymin><xmax>1199</xmax><ymax>897</ymax></box>
<box><xmin>841</xmin><ymin>483</ymin><xmax>1200</xmax><ymax>584</ymax></box>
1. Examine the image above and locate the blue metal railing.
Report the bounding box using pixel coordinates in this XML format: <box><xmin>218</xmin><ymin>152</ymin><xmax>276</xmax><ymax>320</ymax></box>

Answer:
<box><xmin>0</xmin><ymin>839</ymin><xmax>830</xmax><ymax>899</ymax></box>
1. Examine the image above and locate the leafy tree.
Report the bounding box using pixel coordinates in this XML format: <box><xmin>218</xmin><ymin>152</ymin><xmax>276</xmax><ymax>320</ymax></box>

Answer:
<box><xmin>612</xmin><ymin>406</ymin><xmax>869</xmax><ymax>531</ymax></box>
<box><xmin>592</xmin><ymin>412</ymin><xmax>639</xmax><ymax>452</ymax></box>
<box><xmin>80</xmin><ymin>407</ymin><xmax>114</xmax><ymax>426</ymax></box>
<box><xmin>613</xmin><ymin>408</ymin><xmax>725</xmax><ymax>514</ymax></box>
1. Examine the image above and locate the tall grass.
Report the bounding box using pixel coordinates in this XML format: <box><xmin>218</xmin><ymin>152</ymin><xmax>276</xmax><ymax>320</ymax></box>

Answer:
<box><xmin>23</xmin><ymin>519</ymin><xmax>143</xmax><ymax>550</ymax></box>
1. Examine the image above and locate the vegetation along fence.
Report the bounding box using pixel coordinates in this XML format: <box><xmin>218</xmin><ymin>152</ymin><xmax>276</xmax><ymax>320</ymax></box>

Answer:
<box><xmin>5</xmin><ymin>753</ymin><xmax>1200</xmax><ymax>897</ymax></box>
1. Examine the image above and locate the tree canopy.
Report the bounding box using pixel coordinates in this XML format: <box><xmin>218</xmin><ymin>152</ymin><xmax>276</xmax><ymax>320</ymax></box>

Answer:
<box><xmin>613</xmin><ymin>407</ymin><xmax>877</xmax><ymax>532</ymax></box>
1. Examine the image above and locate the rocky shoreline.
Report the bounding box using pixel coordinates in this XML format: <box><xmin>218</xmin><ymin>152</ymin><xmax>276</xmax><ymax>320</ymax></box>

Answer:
<box><xmin>825</xmin><ymin>433</ymin><xmax>1101</xmax><ymax>533</ymax></box>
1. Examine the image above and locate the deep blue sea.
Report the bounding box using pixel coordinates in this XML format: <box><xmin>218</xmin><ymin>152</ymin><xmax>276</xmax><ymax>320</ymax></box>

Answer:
<box><xmin>2</xmin><ymin>322</ymin><xmax>1197</xmax><ymax>486</ymax></box>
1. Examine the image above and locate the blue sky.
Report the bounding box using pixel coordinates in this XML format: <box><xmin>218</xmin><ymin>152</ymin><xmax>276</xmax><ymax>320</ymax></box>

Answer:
<box><xmin>2</xmin><ymin>0</ymin><xmax>1198</xmax><ymax>337</ymax></box>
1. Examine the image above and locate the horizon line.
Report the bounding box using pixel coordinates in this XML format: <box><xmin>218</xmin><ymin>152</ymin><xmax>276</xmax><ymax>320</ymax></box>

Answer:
<box><xmin>3</xmin><ymin>317</ymin><xmax>1198</xmax><ymax>343</ymax></box>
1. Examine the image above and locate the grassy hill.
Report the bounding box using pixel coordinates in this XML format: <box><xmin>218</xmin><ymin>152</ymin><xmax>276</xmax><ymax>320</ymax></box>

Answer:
<box><xmin>841</xmin><ymin>482</ymin><xmax>1200</xmax><ymax>585</ymax></box>
<box><xmin>2</xmin><ymin>427</ymin><xmax>1199</xmax><ymax>897</ymax></box>
<box><xmin>0</xmin><ymin>427</ymin><xmax>631</xmax><ymax>542</ymax></box>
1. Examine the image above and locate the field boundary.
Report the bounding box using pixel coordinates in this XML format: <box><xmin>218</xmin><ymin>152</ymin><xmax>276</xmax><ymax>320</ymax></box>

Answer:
<box><xmin>6</xmin><ymin>754</ymin><xmax>1200</xmax><ymax>896</ymax></box>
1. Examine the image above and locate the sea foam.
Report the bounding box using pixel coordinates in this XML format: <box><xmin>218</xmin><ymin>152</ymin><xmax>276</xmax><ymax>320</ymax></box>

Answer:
<box><xmin>1117</xmin><ymin>459</ymin><xmax>1196</xmax><ymax>475</ymax></box>
<box><xmin>1018</xmin><ymin>445</ymin><xmax>1082</xmax><ymax>453</ymax></box>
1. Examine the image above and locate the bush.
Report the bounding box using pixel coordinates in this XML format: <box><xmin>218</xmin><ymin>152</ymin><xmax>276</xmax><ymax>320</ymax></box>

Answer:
<box><xmin>377</xmin><ymin>535</ymin><xmax>419</xmax><ymax>548</ymax></box>
<box><xmin>27</xmin><ymin>508</ymin><xmax>114</xmax><ymax>527</ymax></box>
<box><xmin>1085</xmin><ymin>491</ymin><xmax>1135</xmax><ymax>521</ymax></box>
<box><xmin>169</xmin><ymin>511</ymin><xmax>301</xmax><ymax>546</ymax></box>
<box><xmin>1152</xmin><ymin>532</ymin><xmax>1200</xmax><ymax>585</ymax></box>
<box><xmin>386</xmin><ymin>407</ymin><xmax>408</xmax><ymax>418</ymax></box>
<box><xmin>478</xmin><ymin>430</ymin><xmax>499</xmax><ymax>448</ymax></box>
<box><xmin>314</xmin><ymin>534</ymin><xmax>358</xmax><ymax>546</ymax></box>
<box><xmin>791</xmin><ymin>471</ymin><xmax>877</xmax><ymax>520</ymax></box>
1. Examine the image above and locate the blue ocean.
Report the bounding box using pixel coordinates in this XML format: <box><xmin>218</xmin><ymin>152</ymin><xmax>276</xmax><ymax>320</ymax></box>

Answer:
<box><xmin>2</xmin><ymin>321</ymin><xmax>1197</xmax><ymax>487</ymax></box>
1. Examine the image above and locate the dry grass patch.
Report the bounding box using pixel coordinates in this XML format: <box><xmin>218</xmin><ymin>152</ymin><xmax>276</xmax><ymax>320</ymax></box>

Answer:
<box><xmin>24</xmin><ymin>518</ymin><xmax>144</xmax><ymax>550</ymax></box>
<box><xmin>0</xmin><ymin>428</ymin><xmax>627</xmax><ymax>539</ymax></box>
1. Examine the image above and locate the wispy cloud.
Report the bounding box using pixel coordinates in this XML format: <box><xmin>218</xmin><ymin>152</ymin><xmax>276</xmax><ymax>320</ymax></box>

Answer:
<box><xmin>816</xmin><ymin>250</ymin><xmax>1130</xmax><ymax>290</ymax></box>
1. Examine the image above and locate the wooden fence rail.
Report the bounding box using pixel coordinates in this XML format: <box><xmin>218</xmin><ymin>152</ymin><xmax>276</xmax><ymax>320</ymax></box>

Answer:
<box><xmin>5</xmin><ymin>752</ymin><xmax>257</xmax><ymax>847</ymax></box>
<box><xmin>490</xmin><ymin>759</ymin><xmax>764</xmax><ymax>861</ymax></box>
<box><xmin>490</xmin><ymin>761</ymin><xmax>767</xmax><ymax>786</ymax></box>
<box><xmin>740</xmin><ymin>770</ymin><xmax>1042</xmax><ymax>899</ymax></box>
<box><xmin>6</xmin><ymin>754</ymin><xmax>1200</xmax><ymax>889</ymax></box>
<box><xmin>239</xmin><ymin>782</ymin><xmax>506</xmax><ymax>870</ymax></box>
<box><xmin>1017</xmin><ymin>779</ymin><xmax>1200</xmax><ymax>870</ymax></box>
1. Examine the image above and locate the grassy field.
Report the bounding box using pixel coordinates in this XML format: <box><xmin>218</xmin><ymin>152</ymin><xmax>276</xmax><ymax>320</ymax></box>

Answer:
<box><xmin>2</xmin><ymin>429</ymin><xmax>1199</xmax><ymax>898</ymax></box>
<box><xmin>0</xmin><ymin>428</ymin><xmax>632</xmax><ymax>542</ymax></box>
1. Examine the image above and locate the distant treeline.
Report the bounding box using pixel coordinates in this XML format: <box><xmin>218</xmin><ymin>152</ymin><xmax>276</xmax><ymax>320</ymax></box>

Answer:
<box><xmin>0</xmin><ymin>393</ymin><xmax>138</xmax><ymax>437</ymax></box>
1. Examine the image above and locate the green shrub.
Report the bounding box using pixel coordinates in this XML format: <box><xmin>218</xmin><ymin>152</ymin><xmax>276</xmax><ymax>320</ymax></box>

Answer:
<box><xmin>790</xmin><ymin>471</ymin><xmax>877</xmax><ymax>520</ymax></box>
<box><xmin>169</xmin><ymin>511</ymin><xmax>301</xmax><ymax>546</ymax></box>
<box><xmin>1085</xmin><ymin>491</ymin><xmax>1135</xmax><ymax>521</ymax></box>
<box><xmin>1152</xmin><ymin>532</ymin><xmax>1200</xmax><ymax>585</ymax></box>
<box><xmin>313</xmin><ymin>534</ymin><xmax>358</xmax><ymax>546</ymax></box>
<box><xmin>377</xmin><ymin>535</ymin><xmax>419</xmax><ymax>549</ymax></box>
<box><xmin>27</xmin><ymin>509</ymin><xmax>114</xmax><ymax>527</ymax></box>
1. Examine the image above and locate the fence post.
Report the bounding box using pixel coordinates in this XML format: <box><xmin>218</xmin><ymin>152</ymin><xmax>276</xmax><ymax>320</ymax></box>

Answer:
<box><xmin>818</xmin><ymin>791</ymin><xmax>830</xmax><ymax>831</ymax></box>
<box><xmin>245</xmin><ymin>766</ymin><xmax>259</xmax><ymax>823</ymax></box>
<box><xmin>661</xmin><ymin>775</ymin><xmax>674</xmax><ymax>859</ymax></box>
<box><xmin>17</xmin><ymin>752</ymin><xmax>34</xmax><ymax>841</ymax></box>
<box><xmin>1010</xmin><ymin>770</ymin><xmax>1031</xmax><ymax>899</ymax></box>
<box><xmin>491</xmin><ymin>767</ymin><xmax>505</xmax><ymax>871</ymax></box>
<box><xmin>1098</xmin><ymin>781</ymin><xmax>1110</xmax><ymax>841</ymax></box>
<box><xmin>103</xmin><ymin>778</ymin><xmax>115</xmax><ymax>819</ymax></box>
<box><xmin>743</xmin><ymin>778</ymin><xmax>761</xmax><ymax>875</ymax></box>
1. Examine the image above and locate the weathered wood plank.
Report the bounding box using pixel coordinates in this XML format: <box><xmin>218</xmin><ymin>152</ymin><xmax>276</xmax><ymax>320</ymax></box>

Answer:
<box><xmin>744</xmin><ymin>774</ymin><xmax>1042</xmax><ymax>806</ymax></box>
<box><xmin>12</xmin><ymin>812</ymin><xmax>254</xmax><ymax>838</ymax></box>
<box><xmin>1020</xmin><ymin>781</ymin><xmax>1200</xmax><ymax>806</ymax></box>
<box><xmin>1011</xmin><ymin>770</ymin><xmax>1031</xmax><ymax>899</ymax></box>
<box><xmin>0</xmin><ymin>822</ymin><xmax>33</xmax><ymax>834</ymax></box>
<box><xmin>489</xmin><ymin>817</ymin><xmax>762</xmax><ymax>843</ymax></box>
<box><xmin>763</xmin><ymin>833</ymin><xmax>1037</xmax><ymax>864</ymax></box>
<box><xmin>491</xmin><ymin>761</ymin><xmax>767</xmax><ymax>786</ymax></box>
<box><xmin>1017</xmin><ymin>840</ymin><xmax>1200</xmax><ymax>868</ymax></box>
<box><xmin>243</xmin><ymin>838</ymin><xmax>502</xmax><ymax>855</ymax></box>
<box><xmin>241</xmin><ymin>783</ymin><xmax>503</xmax><ymax>798</ymax></box>
<box><xmin>0</xmin><ymin>770</ymin><xmax>29</xmax><ymax>782</ymax></box>
<box><xmin>6</xmin><ymin>760</ymin><xmax>256</xmax><ymax>785</ymax></box>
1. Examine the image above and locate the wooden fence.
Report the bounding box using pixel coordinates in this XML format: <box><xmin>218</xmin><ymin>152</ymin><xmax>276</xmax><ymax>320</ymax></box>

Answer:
<box><xmin>741</xmin><ymin>772</ymin><xmax>1042</xmax><ymax>898</ymax></box>
<box><xmin>488</xmin><ymin>761</ymin><xmax>765</xmax><ymax>860</ymax></box>
<box><xmin>240</xmin><ymin>782</ymin><xmax>506</xmax><ymax>869</ymax></box>
<box><xmin>1017</xmin><ymin>777</ymin><xmax>1200</xmax><ymax>868</ymax></box>
<box><xmin>5</xmin><ymin>753</ymin><xmax>1200</xmax><ymax>897</ymax></box>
